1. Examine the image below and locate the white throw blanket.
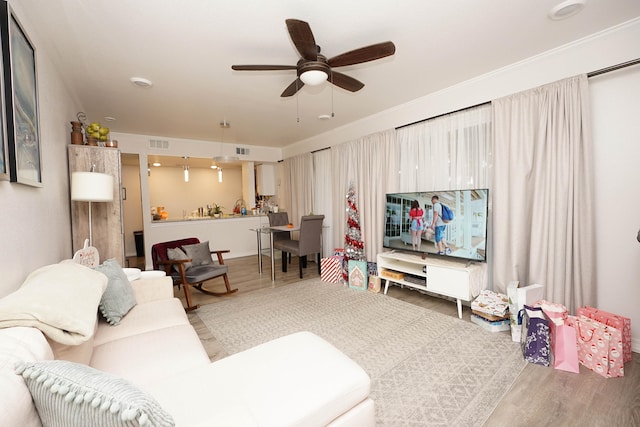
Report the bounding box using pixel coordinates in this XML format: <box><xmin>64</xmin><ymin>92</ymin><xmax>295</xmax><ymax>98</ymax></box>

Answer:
<box><xmin>0</xmin><ymin>263</ymin><xmax>107</xmax><ymax>345</ymax></box>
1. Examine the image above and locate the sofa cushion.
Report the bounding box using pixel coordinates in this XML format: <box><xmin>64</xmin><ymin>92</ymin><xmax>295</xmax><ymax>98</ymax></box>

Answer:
<box><xmin>146</xmin><ymin>332</ymin><xmax>371</xmax><ymax>427</ymax></box>
<box><xmin>182</xmin><ymin>241</ymin><xmax>213</xmax><ymax>266</ymax></box>
<box><xmin>90</xmin><ymin>325</ymin><xmax>210</xmax><ymax>387</ymax></box>
<box><xmin>16</xmin><ymin>360</ymin><xmax>175</xmax><ymax>427</ymax></box>
<box><xmin>94</xmin><ymin>259</ymin><xmax>137</xmax><ymax>325</ymax></box>
<box><xmin>0</xmin><ymin>263</ymin><xmax>107</xmax><ymax>345</ymax></box>
<box><xmin>166</xmin><ymin>247</ymin><xmax>191</xmax><ymax>271</ymax></box>
<box><xmin>0</xmin><ymin>327</ymin><xmax>54</xmax><ymax>427</ymax></box>
<box><xmin>93</xmin><ymin>298</ymin><xmax>189</xmax><ymax>347</ymax></box>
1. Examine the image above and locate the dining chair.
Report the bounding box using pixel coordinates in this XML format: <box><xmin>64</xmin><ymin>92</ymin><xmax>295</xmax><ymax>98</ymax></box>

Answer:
<box><xmin>273</xmin><ymin>215</ymin><xmax>325</xmax><ymax>279</ymax></box>
<box><xmin>268</xmin><ymin>212</ymin><xmax>292</xmax><ymax>264</ymax></box>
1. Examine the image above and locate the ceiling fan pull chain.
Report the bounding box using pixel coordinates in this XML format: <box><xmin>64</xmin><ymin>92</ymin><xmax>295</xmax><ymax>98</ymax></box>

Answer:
<box><xmin>296</xmin><ymin>80</ymin><xmax>300</xmax><ymax>123</ymax></box>
<box><xmin>331</xmin><ymin>74</ymin><xmax>335</xmax><ymax>118</ymax></box>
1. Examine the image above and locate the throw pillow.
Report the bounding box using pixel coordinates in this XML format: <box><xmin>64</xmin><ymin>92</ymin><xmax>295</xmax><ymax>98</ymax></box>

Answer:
<box><xmin>166</xmin><ymin>247</ymin><xmax>192</xmax><ymax>271</ymax></box>
<box><xmin>16</xmin><ymin>360</ymin><xmax>175</xmax><ymax>427</ymax></box>
<box><xmin>93</xmin><ymin>259</ymin><xmax>137</xmax><ymax>326</ymax></box>
<box><xmin>182</xmin><ymin>241</ymin><xmax>214</xmax><ymax>267</ymax></box>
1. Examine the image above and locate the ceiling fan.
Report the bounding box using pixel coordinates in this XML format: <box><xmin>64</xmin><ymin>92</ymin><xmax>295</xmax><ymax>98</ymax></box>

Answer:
<box><xmin>231</xmin><ymin>19</ymin><xmax>396</xmax><ymax>97</ymax></box>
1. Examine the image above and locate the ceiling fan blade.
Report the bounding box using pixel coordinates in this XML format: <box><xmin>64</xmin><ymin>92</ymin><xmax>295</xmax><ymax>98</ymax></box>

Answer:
<box><xmin>285</xmin><ymin>19</ymin><xmax>318</xmax><ymax>61</ymax></box>
<box><xmin>232</xmin><ymin>65</ymin><xmax>297</xmax><ymax>71</ymax></box>
<box><xmin>328</xmin><ymin>41</ymin><xmax>396</xmax><ymax>68</ymax></box>
<box><xmin>329</xmin><ymin>71</ymin><xmax>364</xmax><ymax>92</ymax></box>
<box><xmin>280</xmin><ymin>78</ymin><xmax>304</xmax><ymax>97</ymax></box>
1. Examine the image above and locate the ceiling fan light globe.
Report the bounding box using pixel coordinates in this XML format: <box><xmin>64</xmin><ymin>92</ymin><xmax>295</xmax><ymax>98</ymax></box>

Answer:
<box><xmin>300</xmin><ymin>69</ymin><xmax>328</xmax><ymax>86</ymax></box>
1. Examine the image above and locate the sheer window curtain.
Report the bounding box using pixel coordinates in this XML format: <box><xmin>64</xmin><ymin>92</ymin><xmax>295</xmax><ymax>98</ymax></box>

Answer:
<box><xmin>282</xmin><ymin>153</ymin><xmax>314</xmax><ymax>223</ymax></box>
<box><xmin>396</xmin><ymin>105</ymin><xmax>493</xmax><ymax>278</ymax></box>
<box><xmin>492</xmin><ymin>74</ymin><xmax>595</xmax><ymax>312</ymax></box>
<box><xmin>312</xmin><ymin>149</ymin><xmax>333</xmax><ymax>255</ymax></box>
<box><xmin>331</xmin><ymin>130</ymin><xmax>397</xmax><ymax>261</ymax></box>
<box><xmin>396</xmin><ymin>104</ymin><xmax>492</xmax><ymax>192</ymax></box>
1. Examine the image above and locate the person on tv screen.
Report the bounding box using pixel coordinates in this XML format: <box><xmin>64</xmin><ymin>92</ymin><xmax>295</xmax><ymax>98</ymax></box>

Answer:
<box><xmin>409</xmin><ymin>200</ymin><xmax>425</xmax><ymax>251</ymax></box>
<box><xmin>429</xmin><ymin>195</ymin><xmax>451</xmax><ymax>255</ymax></box>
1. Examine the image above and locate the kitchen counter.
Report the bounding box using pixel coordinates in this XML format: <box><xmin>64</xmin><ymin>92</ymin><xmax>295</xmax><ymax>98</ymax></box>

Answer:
<box><xmin>152</xmin><ymin>214</ymin><xmax>267</xmax><ymax>223</ymax></box>
<box><xmin>145</xmin><ymin>214</ymin><xmax>271</xmax><ymax>270</ymax></box>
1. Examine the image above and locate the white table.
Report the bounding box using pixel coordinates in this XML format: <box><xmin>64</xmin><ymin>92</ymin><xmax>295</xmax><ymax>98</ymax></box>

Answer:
<box><xmin>249</xmin><ymin>225</ymin><xmax>300</xmax><ymax>281</ymax></box>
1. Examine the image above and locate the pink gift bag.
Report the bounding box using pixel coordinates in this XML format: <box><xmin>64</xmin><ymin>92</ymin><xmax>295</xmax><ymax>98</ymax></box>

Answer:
<box><xmin>536</xmin><ymin>301</ymin><xmax>578</xmax><ymax>373</ymax></box>
<box><xmin>569</xmin><ymin>315</ymin><xmax>624</xmax><ymax>378</ymax></box>
<box><xmin>577</xmin><ymin>306</ymin><xmax>632</xmax><ymax>363</ymax></box>
<box><xmin>550</xmin><ymin>322</ymin><xmax>579</xmax><ymax>373</ymax></box>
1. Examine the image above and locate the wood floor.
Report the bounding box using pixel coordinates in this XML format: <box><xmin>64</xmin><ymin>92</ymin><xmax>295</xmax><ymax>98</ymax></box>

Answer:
<box><xmin>173</xmin><ymin>255</ymin><xmax>640</xmax><ymax>427</ymax></box>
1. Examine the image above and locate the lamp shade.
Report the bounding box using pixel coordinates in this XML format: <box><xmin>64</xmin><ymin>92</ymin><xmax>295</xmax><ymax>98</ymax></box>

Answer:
<box><xmin>71</xmin><ymin>172</ymin><xmax>114</xmax><ymax>202</ymax></box>
<box><xmin>300</xmin><ymin>69</ymin><xmax>328</xmax><ymax>86</ymax></box>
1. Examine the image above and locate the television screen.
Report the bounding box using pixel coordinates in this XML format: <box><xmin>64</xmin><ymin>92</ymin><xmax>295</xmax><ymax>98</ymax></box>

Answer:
<box><xmin>384</xmin><ymin>189</ymin><xmax>489</xmax><ymax>262</ymax></box>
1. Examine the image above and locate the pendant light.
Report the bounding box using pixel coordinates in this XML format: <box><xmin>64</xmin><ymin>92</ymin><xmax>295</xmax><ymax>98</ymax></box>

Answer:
<box><xmin>214</xmin><ymin>120</ymin><xmax>239</xmax><ymax>163</ymax></box>
<box><xmin>183</xmin><ymin>156</ymin><xmax>189</xmax><ymax>182</ymax></box>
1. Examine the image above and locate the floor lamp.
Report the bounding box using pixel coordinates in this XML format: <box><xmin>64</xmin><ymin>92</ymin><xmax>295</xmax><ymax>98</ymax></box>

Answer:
<box><xmin>71</xmin><ymin>171</ymin><xmax>114</xmax><ymax>247</ymax></box>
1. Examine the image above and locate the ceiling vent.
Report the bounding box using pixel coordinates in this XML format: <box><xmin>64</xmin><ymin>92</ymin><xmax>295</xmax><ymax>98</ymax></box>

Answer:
<box><xmin>236</xmin><ymin>147</ymin><xmax>250</xmax><ymax>155</ymax></box>
<box><xmin>149</xmin><ymin>139</ymin><xmax>169</xmax><ymax>149</ymax></box>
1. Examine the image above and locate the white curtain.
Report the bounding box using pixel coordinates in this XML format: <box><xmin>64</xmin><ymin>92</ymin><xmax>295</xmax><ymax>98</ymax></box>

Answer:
<box><xmin>396</xmin><ymin>104</ymin><xmax>493</xmax><ymax>192</ymax></box>
<box><xmin>331</xmin><ymin>130</ymin><xmax>397</xmax><ymax>261</ymax></box>
<box><xmin>312</xmin><ymin>149</ymin><xmax>333</xmax><ymax>256</ymax></box>
<box><xmin>282</xmin><ymin>153</ymin><xmax>314</xmax><ymax>223</ymax></box>
<box><xmin>492</xmin><ymin>74</ymin><xmax>595</xmax><ymax>312</ymax></box>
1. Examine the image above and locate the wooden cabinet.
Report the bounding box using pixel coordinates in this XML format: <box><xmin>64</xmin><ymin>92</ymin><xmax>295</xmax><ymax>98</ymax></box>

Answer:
<box><xmin>377</xmin><ymin>251</ymin><xmax>487</xmax><ymax>318</ymax></box>
<box><xmin>68</xmin><ymin>145</ymin><xmax>124</xmax><ymax>265</ymax></box>
<box><xmin>256</xmin><ymin>164</ymin><xmax>276</xmax><ymax>195</ymax></box>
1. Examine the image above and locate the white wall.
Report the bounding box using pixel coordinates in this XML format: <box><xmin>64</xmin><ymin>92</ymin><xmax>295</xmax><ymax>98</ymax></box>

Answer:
<box><xmin>0</xmin><ymin>2</ymin><xmax>84</xmax><ymax>297</ymax></box>
<box><xmin>148</xmin><ymin>165</ymin><xmax>243</xmax><ymax>218</ymax></box>
<box><xmin>590</xmin><ymin>66</ymin><xmax>640</xmax><ymax>352</ymax></box>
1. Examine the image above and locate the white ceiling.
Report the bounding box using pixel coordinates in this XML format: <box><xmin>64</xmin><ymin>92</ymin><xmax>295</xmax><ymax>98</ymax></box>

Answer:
<box><xmin>20</xmin><ymin>0</ymin><xmax>640</xmax><ymax>148</ymax></box>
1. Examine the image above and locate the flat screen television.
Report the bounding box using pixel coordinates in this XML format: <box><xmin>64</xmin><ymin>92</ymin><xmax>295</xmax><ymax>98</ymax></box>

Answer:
<box><xmin>384</xmin><ymin>189</ymin><xmax>489</xmax><ymax>262</ymax></box>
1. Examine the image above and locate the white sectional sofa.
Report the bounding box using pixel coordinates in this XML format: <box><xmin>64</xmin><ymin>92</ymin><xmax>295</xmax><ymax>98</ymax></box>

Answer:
<box><xmin>0</xmin><ymin>263</ymin><xmax>373</xmax><ymax>426</ymax></box>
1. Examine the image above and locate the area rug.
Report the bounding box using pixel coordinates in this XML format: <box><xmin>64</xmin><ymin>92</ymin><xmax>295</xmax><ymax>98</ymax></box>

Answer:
<box><xmin>195</xmin><ymin>279</ymin><xmax>526</xmax><ymax>426</ymax></box>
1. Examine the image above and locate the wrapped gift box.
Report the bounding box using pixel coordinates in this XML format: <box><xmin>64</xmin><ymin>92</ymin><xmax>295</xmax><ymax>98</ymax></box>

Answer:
<box><xmin>471</xmin><ymin>289</ymin><xmax>509</xmax><ymax>318</ymax></box>
<box><xmin>320</xmin><ymin>256</ymin><xmax>343</xmax><ymax>283</ymax></box>
<box><xmin>470</xmin><ymin>314</ymin><xmax>510</xmax><ymax>332</ymax></box>
<box><xmin>332</xmin><ymin>248</ymin><xmax>345</xmax><ymax>257</ymax></box>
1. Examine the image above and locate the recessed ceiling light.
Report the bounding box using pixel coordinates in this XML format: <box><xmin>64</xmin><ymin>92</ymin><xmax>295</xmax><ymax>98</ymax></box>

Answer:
<box><xmin>104</xmin><ymin>116</ymin><xmax>116</xmax><ymax>122</ymax></box>
<box><xmin>318</xmin><ymin>114</ymin><xmax>332</xmax><ymax>120</ymax></box>
<box><xmin>130</xmin><ymin>77</ymin><xmax>153</xmax><ymax>88</ymax></box>
<box><xmin>548</xmin><ymin>0</ymin><xmax>586</xmax><ymax>20</ymax></box>
<box><xmin>152</xmin><ymin>162</ymin><xmax>161</xmax><ymax>167</ymax></box>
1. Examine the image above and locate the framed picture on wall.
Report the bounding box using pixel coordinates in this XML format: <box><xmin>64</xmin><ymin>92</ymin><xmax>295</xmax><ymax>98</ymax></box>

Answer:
<box><xmin>0</xmin><ymin>8</ymin><xmax>7</xmax><ymax>182</ymax></box>
<box><xmin>0</xmin><ymin>2</ymin><xmax>42</xmax><ymax>186</ymax></box>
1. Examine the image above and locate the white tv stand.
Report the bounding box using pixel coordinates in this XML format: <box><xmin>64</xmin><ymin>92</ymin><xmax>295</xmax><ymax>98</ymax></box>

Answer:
<box><xmin>377</xmin><ymin>251</ymin><xmax>487</xmax><ymax>318</ymax></box>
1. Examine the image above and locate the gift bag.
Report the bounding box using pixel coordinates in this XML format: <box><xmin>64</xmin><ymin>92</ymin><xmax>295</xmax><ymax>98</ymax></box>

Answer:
<box><xmin>569</xmin><ymin>315</ymin><xmax>624</xmax><ymax>378</ymax></box>
<box><xmin>519</xmin><ymin>305</ymin><xmax>551</xmax><ymax>367</ymax></box>
<box><xmin>550</xmin><ymin>323</ymin><xmax>579</xmax><ymax>373</ymax></box>
<box><xmin>347</xmin><ymin>260</ymin><xmax>368</xmax><ymax>291</ymax></box>
<box><xmin>320</xmin><ymin>256</ymin><xmax>343</xmax><ymax>283</ymax></box>
<box><xmin>537</xmin><ymin>301</ymin><xmax>578</xmax><ymax>373</ymax></box>
<box><xmin>577</xmin><ymin>306</ymin><xmax>632</xmax><ymax>363</ymax></box>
